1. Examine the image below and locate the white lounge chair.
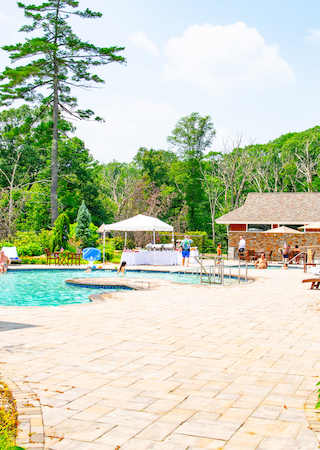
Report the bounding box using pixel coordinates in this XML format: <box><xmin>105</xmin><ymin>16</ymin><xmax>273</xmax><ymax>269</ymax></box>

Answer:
<box><xmin>2</xmin><ymin>246</ymin><xmax>22</xmax><ymax>264</ymax></box>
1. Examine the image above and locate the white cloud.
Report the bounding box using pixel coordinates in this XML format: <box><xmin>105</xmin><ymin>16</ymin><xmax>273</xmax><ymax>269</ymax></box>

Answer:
<box><xmin>75</xmin><ymin>100</ymin><xmax>181</xmax><ymax>163</ymax></box>
<box><xmin>129</xmin><ymin>31</ymin><xmax>159</xmax><ymax>56</ymax></box>
<box><xmin>306</xmin><ymin>29</ymin><xmax>320</xmax><ymax>44</ymax></box>
<box><xmin>162</xmin><ymin>22</ymin><xmax>295</xmax><ymax>96</ymax></box>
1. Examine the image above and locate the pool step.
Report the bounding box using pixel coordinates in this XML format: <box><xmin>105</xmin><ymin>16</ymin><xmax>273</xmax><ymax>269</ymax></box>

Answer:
<box><xmin>65</xmin><ymin>278</ymin><xmax>150</xmax><ymax>290</ymax></box>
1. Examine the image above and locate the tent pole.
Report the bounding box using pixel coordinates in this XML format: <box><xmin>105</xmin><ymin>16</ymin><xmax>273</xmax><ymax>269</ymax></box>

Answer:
<box><xmin>153</xmin><ymin>228</ymin><xmax>156</xmax><ymax>266</ymax></box>
<box><xmin>103</xmin><ymin>230</ymin><xmax>105</xmax><ymax>265</ymax></box>
<box><xmin>125</xmin><ymin>231</ymin><xmax>127</xmax><ymax>249</ymax></box>
<box><xmin>172</xmin><ymin>230</ymin><xmax>174</xmax><ymax>245</ymax></box>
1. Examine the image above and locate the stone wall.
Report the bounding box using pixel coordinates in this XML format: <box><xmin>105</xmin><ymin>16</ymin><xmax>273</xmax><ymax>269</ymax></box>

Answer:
<box><xmin>229</xmin><ymin>231</ymin><xmax>320</xmax><ymax>261</ymax></box>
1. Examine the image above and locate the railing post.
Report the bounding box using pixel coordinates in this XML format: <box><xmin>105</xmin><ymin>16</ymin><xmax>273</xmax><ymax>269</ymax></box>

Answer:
<box><xmin>213</xmin><ymin>257</ymin><xmax>216</xmax><ymax>284</ymax></box>
<box><xmin>245</xmin><ymin>262</ymin><xmax>248</xmax><ymax>282</ymax></box>
<box><xmin>221</xmin><ymin>258</ymin><xmax>224</xmax><ymax>285</ymax></box>
<box><xmin>200</xmin><ymin>255</ymin><xmax>203</xmax><ymax>284</ymax></box>
<box><xmin>238</xmin><ymin>261</ymin><xmax>241</xmax><ymax>284</ymax></box>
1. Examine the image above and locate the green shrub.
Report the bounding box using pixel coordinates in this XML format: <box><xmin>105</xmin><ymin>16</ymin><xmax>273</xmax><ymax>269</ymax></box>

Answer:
<box><xmin>17</xmin><ymin>243</ymin><xmax>42</xmax><ymax>257</ymax></box>
<box><xmin>97</xmin><ymin>241</ymin><xmax>114</xmax><ymax>261</ymax></box>
<box><xmin>52</xmin><ymin>213</ymin><xmax>70</xmax><ymax>251</ymax></box>
<box><xmin>0</xmin><ymin>241</ymin><xmax>14</xmax><ymax>248</ymax></box>
<box><xmin>20</xmin><ymin>256</ymin><xmax>46</xmax><ymax>264</ymax></box>
<box><xmin>110</xmin><ymin>252</ymin><xmax>122</xmax><ymax>264</ymax></box>
<box><xmin>203</xmin><ymin>238</ymin><xmax>214</xmax><ymax>253</ymax></box>
<box><xmin>105</xmin><ymin>244</ymin><xmax>115</xmax><ymax>261</ymax></box>
<box><xmin>113</xmin><ymin>236</ymin><xmax>125</xmax><ymax>250</ymax></box>
<box><xmin>38</xmin><ymin>230</ymin><xmax>54</xmax><ymax>251</ymax></box>
<box><xmin>75</xmin><ymin>201</ymin><xmax>91</xmax><ymax>248</ymax></box>
<box><xmin>0</xmin><ymin>380</ymin><xmax>23</xmax><ymax>450</ymax></box>
<box><xmin>1</xmin><ymin>231</ymin><xmax>55</xmax><ymax>257</ymax></box>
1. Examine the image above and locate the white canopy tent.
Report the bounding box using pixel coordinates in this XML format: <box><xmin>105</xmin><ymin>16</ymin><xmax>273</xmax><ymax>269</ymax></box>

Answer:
<box><xmin>99</xmin><ymin>214</ymin><xmax>174</xmax><ymax>264</ymax></box>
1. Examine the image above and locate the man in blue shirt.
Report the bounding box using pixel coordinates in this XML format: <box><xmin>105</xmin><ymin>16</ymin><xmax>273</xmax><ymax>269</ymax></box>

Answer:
<box><xmin>180</xmin><ymin>235</ymin><xmax>193</xmax><ymax>267</ymax></box>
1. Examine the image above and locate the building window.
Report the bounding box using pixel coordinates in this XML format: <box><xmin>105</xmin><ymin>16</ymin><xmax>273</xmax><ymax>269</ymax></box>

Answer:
<box><xmin>247</xmin><ymin>224</ymin><xmax>271</xmax><ymax>232</ymax></box>
<box><xmin>280</xmin><ymin>224</ymin><xmax>303</xmax><ymax>231</ymax></box>
<box><xmin>230</xmin><ymin>224</ymin><xmax>246</xmax><ymax>231</ymax></box>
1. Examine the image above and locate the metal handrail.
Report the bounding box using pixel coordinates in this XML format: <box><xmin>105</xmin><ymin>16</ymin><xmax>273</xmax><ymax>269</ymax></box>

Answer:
<box><xmin>193</xmin><ymin>255</ymin><xmax>248</xmax><ymax>285</ymax></box>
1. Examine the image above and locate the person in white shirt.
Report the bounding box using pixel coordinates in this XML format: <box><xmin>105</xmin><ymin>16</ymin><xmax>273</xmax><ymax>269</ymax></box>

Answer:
<box><xmin>238</xmin><ymin>235</ymin><xmax>246</xmax><ymax>253</ymax></box>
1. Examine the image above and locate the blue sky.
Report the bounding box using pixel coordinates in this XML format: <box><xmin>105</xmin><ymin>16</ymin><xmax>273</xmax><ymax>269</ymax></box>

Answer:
<box><xmin>0</xmin><ymin>0</ymin><xmax>320</xmax><ymax>162</ymax></box>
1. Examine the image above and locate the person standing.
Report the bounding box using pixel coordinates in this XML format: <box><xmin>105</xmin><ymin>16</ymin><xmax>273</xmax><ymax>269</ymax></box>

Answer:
<box><xmin>238</xmin><ymin>235</ymin><xmax>246</xmax><ymax>260</ymax></box>
<box><xmin>180</xmin><ymin>235</ymin><xmax>193</xmax><ymax>267</ymax></box>
<box><xmin>216</xmin><ymin>243</ymin><xmax>222</xmax><ymax>264</ymax></box>
<box><xmin>238</xmin><ymin>235</ymin><xmax>246</xmax><ymax>252</ymax></box>
<box><xmin>282</xmin><ymin>243</ymin><xmax>290</xmax><ymax>267</ymax></box>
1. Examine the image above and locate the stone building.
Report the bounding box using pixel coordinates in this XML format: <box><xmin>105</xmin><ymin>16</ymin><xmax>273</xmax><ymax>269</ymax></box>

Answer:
<box><xmin>215</xmin><ymin>192</ymin><xmax>320</xmax><ymax>260</ymax></box>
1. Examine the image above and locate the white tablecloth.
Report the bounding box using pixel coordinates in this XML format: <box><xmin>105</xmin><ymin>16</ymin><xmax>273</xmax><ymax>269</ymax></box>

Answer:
<box><xmin>311</xmin><ymin>267</ymin><xmax>320</xmax><ymax>276</ymax></box>
<box><xmin>177</xmin><ymin>249</ymin><xmax>200</xmax><ymax>264</ymax></box>
<box><xmin>121</xmin><ymin>251</ymin><xmax>179</xmax><ymax>266</ymax></box>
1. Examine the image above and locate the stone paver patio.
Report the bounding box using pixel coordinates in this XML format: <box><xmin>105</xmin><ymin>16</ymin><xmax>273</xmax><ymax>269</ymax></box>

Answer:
<box><xmin>1</xmin><ymin>267</ymin><xmax>320</xmax><ymax>449</ymax></box>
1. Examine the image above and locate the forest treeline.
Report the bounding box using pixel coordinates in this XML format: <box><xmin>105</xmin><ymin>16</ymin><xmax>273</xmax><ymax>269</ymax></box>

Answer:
<box><xmin>1</xmin><ymin>105</ymin><xmax>320</xmax><ymax>244</ymax></box>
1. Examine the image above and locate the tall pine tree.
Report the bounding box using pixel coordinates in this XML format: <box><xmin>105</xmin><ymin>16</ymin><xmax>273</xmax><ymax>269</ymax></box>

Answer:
<box><xmin>0</xmin><ymin>1</ymin><xmax>126</xmax><ymax>226</ymax></box>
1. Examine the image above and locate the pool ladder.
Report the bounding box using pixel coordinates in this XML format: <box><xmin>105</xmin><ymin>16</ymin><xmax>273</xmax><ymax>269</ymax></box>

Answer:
<box><xmin>183</xmin><ymin>256</ymin><xmax>248</xmax><ymax>285</ymax></box>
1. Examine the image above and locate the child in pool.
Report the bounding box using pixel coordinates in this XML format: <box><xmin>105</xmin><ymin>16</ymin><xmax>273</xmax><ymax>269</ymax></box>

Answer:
<box><xmin>117</xmin><ymin>261</ymin><xmax>126</xmax><ymax>276</ymax></box>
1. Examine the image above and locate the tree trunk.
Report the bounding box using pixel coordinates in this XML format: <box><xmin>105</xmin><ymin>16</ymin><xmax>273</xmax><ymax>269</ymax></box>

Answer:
<box><xmin>51</xmin><ymin>63</ymin><xmax>59</xmax><ymax>226</ymax></box>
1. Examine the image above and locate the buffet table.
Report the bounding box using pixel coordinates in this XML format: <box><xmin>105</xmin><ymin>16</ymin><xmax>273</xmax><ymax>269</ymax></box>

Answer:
<box><xmin>121</xmin><ymin>251</ymin><xmax>178</xmax><ymax>266</ymax></box>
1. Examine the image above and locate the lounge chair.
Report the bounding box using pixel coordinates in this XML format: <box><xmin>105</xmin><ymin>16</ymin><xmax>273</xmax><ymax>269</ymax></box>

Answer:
<box><xmin>2</xmin><ymin>246</ymin><xmax>22</xmax><ymax>264</ymax></box>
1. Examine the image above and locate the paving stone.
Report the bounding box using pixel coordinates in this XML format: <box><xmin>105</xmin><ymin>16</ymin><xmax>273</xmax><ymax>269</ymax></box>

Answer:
<box><xmin>257</xmin><ymin>436</ymin><xmax>319</xmax><ymax>450</ymax></box>
<box><xmin>240</xmin><ymin>417</ymin><xmax>302</xmax><ymax>439</ymax></box>
<box><xmin>2</xmin><ymin>267</ymin><xmax>320</xmax><ymax>449</ymax></box>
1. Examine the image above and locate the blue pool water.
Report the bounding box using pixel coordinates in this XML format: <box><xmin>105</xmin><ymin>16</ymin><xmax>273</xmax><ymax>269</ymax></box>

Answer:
<box><xmin>0</xmin><ymin>269</ymin><xmax>240</xmax><ymax>307</ymax></box>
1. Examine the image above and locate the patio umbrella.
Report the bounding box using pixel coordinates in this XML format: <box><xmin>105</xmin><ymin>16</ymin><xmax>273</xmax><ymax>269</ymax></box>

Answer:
<box><xmin>264</xmin><ymin>226</ymin><xmax>303</xmax><ymax>264</ymax></box>
<box><xmin>298</xmin><ymin>222</ymin><xmax>320</xmax><ymax>230</ymax></box>
<box><xmin>264</xmin><ymin>226</ymin><xmax>303</xmax><ymax>234</ymax></box>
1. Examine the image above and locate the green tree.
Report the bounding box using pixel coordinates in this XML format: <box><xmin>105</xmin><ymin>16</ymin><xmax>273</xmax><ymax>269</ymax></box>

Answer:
<box><xmin>167</xmin><ymin>112</ymin><xmax>216</xmax><ymax>231</ymax></box>
<box><xmin>0</xmin><ymin>105</ymin><xmax>50</xmax><ymax>234</ymax></box>
<box><xmin>52</xmin><ymin>212</ymin><xmax>70</xmax><ymax>250</ymax></box>
<box><xmin>75</xmin><ymin>200</ymin><xmax>91</xmax><ymax>248</ymax></box>
<box><xmin>0</xmin><ymin>0</ymin><xmax>126</xmax><ymax>226</ymax></box>
<box><xmin>134</xmin><ymin>147</ymin><xmax>177</xmax><ymax>188</ymax></box>
<box><xmin>98</xmin><ymin>161</ymin><xmax>140</xmax><ymax>221</ymax></box>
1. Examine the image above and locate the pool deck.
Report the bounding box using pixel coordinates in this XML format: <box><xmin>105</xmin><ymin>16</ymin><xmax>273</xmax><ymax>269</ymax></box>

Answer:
<box><xmin>1</xmin><ymin>266</ymin><xmax>320</xmax><ymax>449</ymax></box>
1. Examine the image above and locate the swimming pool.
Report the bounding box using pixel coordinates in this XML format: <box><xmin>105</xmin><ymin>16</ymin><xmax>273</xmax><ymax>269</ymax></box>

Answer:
<box><xmin>1</xmin><ymin>269</ymin><xmax>242</xmax><ymax>307</ymax></box>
